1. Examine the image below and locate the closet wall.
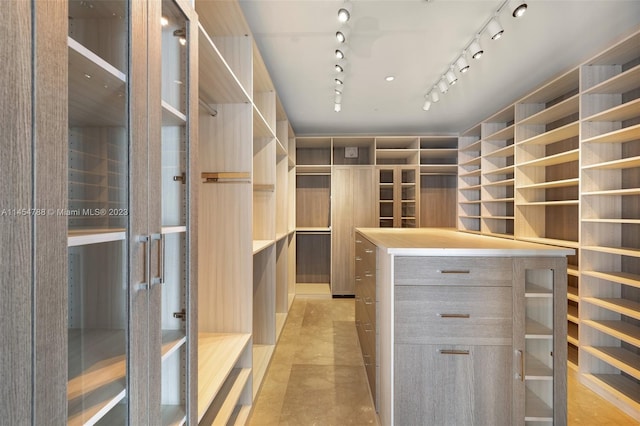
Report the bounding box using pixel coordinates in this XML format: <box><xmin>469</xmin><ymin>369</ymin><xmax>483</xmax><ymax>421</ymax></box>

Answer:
<box><xmin>296</xmin><ymin>136</ymin><xmax>457</xmax><ymax>296</ymax></box>
<box><xmin>458</xmin><ymin>29</ymin><xmax>640</xmax><ymax>420</ymax></box>
<box><xmin>196</xmin><ymin>0</ymin><xmax>297</xmax><ymax>422</ymax></box>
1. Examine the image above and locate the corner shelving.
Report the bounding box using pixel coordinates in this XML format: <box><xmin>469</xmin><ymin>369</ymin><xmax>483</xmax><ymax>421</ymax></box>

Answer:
<box><xmin>458</xmin><ymin>125</ymin><xmax>482</xmax><ymax>233</ymax></box>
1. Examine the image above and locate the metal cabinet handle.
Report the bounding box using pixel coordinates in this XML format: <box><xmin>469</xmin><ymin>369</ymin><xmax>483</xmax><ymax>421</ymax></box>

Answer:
<box><xmin>136</xmin><ymin>235</ymin><xmax>150</xmax><ymax>290</ymax></box>
<box><xmin>365</xmin><ymin>272</ymin><xmax>374</xmax><ymax>277</ymax></box>
<box><xmin>151</xmin><ymin>233</ymin><xmax>164</xmax><ymax>286</ymax></box>
<box><xmin>364</xmin><ymin>296</ymin><xmax>374</xmax><ymax>305</ymax></box>
<box><xmin>437</xmin><ymin>313</ymin><xmax>470</xmax><ymax>318</ymax></box>
<box><xmin>439</xmin><ymin>349</ymin><xmax>470</xmax><ymax>355</ymax></box>
<box><xmin>437</xmin><ymin>269</ymin><xmax>470</xmax><ymax>274</ymax></box>
<box><xmin>365</xmin><ymin>248</ymin><xmax>374</xmax><ymax>254</ymax></box>
<box><xmin>355</xmin><ymin>256</ymin><xmax>362</xmax><ymax>261</ymax></box>
<box><xmin>515</xmin><ymin>349</ymin><xmax>524</xmax><ymax>381</ymax></box>
<box><xmin>356</xmin><ymin>239</ymin><xmax>363</xmax><ymax>244</ymax></box>
<box><xmin>363</xmin><ymin>323</ymin><xmax>374</xmax><ymax>332</ymax></box>
<box><xmin>355</xmin><ymin>276</ymin><xmax>362</xmax><ymax>281</ymax></box>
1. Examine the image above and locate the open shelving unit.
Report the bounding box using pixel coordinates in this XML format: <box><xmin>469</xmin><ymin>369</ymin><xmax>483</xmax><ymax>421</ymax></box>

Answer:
<box><xmin>578</xmin><ymin>29</ymin><xmax>640</xmax><ymax>420</ymax></box>
<box><xmin>458</xmin><ymin>28</ymin><xmax>640</xmax><ymax>420</ymax></box>
<box><xmin>419</xmin><ymin>136</ymin><xmax>458</xmax><ymax>228</ymax></box>
<box><xmin>196</xmin><ymin>0</ymin><xmax>297</xmax><ymax>420</ymax></box>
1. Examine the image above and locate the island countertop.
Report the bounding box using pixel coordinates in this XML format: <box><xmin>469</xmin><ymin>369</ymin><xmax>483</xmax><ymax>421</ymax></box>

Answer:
<box><xmin>356</xmin><ymin>227</ymin><xmax>575</xmax><ymax>257</ymax></box>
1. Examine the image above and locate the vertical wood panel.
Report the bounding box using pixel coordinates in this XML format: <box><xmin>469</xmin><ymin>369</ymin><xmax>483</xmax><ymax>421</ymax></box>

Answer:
<box><xmin>147</xmin><ymin>0</ymin><xmax>162</xmax><ymax>423</ymax></box>
<box><xmin>129</xmin><ymin>0</ymin><xmax>149</xmax><ymax>423</ymax></box>
<box><xmin>0</xmin><ymin>1</ymin><xmax>33</xmax><ymax>423</ymax></box>
<box><xmin>331</xmin><ymin>167</ymin><xmax>353</xmax><ymax>295</ymax></box>
<box><xmin>33</xmin><ymin>0</ymin><xmax>68</xmax><ymax>423</ymax></box>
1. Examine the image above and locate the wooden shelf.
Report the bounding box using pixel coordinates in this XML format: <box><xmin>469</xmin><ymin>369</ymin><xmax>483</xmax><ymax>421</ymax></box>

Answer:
<box><xmin>67</xmin><ymin>329</ymin><xmax>126</xmax><ymax>426</ymax></box>
<box><xmin>253</xmin><ymin>344</ymin><xmax>275</xmax><ymax>398</ymax></box>
<box><xmin>162</xmin><ymin>226</ymin><xmax>187</xmax><ymax>235</ymax></box>
<box><xmin>253</xmin><ymin>107</ymin><xmax>276</xmax><ymax>139</ymax></box>
<box><xmin>518</xmin><ymin>237</ymin><xmax>579</xmax><ymax>249</ymax></box>
<box><xmin>525</xmin><ymin>354</ymin><xmax>553</xmax><ymax>380</ymax></box>
<box><xmin>583</xmin><ymin>156</ymin><xmax>640</xmax><ymax>170</ymax></box>
<box><xmin>483</xmin><ymin>198</ymin><xmax>514</xmax><ymax>203</ymax></box>
<box><xmin>519</xmin><ymin>94</ymin><xmax>580</xmax><ymax>126</ymax></box>
<box><xmin>582</xmin><ymin>298</ymin><xmax>640</xmax><ymax>321</ymax></box>
<box><xmin>583</xmin><ymin>64</ymin><xmax>640</xmax><ymax>95</ymax></box>
<box><xmin>581</xmin><ymin>123</ymin><xmax>640</xmax><ymax>144</ymax></box>
<box><xmin>459</xmin><ymin>156</ymin><xmax>481</xmax><ymax>167</ymax></box>
<box><xmin>568</xmin><ymin>289</ymin><xmax>580</xmax><ymax>303</ymax></box>
<box><xmin>161</xmin><ymin>330</ymin><xmax>187</xmax><ymax>361</ymax></box>
<box><xmin>582</xmin><ymin>245</ymin><xmax>640</xmax><ymax>258</ymax></box>
<box><xmin>568</xmin><ymin>304</ymin><xmax>579</xmax><ymax>324</ymax></box>
<box><xmin>200</xmin><ymin>367</ymin><xmax>251</xmax><ymax>426</ymax></box>
<box><xmin>460</xmin><ymin>184</ymin><xmax>482</xmax><ymax>191</ymax></box>
<box><xmin>567</xmin><ymin>335</ymin><xmax>579</xmax><ymax>347</ymax></box>
<box><xmin>524</xmin><ymin>387</ymin><xmax>553</xmax><ymax>421</ymax></box>
<box><xmin>459</xmin><ymin>168</ymin><xmax>482</xmax><ymax>178</ymax></box>
<box><xmin>581</xmin><ymin>271</ymin><xmax>640</xmax><ymax>289</ymax></box>
<box><xmin>253</xmin><ymin>239</ymin><xmax>274</xmax><ymax>254</ymax></box>
<box><xmin>517</xmin><ymin>148</ymin><xmax>579</xmax><ymax>168</ymax></box>
<box><xmin>420</xmin><ymin>148</ymin><xmax>457</xmax><ymax>158</ymax></box>
<box><xmin>581</xmin><ymin>374</ymin><xmax>640</xmax><ymax>408</ymax></box>
<box><xmin>162</xmin><ymin>100</ymin><xmax>186</xmax><ymax>126</ymax></box>
<box><xmin>198</xmin><ymin>24</ymin><xmax>250</xmax><ymax>104</ymax></box>
<box><xmin>483</xmin><ymin>165</ymin><xmax>514</xmax><ymax>176</ymax></box>
<box><xmin>567</xmin><ymin>264</ymin><xmax>580</xmax><ymax>277</ymax></box>
<box><xmin>584</xmin><ymin>97</ymin><xmax>640</xmax><ymax>123</ymax></box>
<box><xmin>68</xmin><ymin>37</ymin><xmax>126</xmax><ymax>127</ymax></box>
<box><xmin>484</xmin><ymin>144</ymin><xmax>514</xmax><ymax>158</ymax></box>
<box><xmin>517</xmin><ymin>122</ymin><xmax>579</xmax><ymax>146</ymax></box>
<box><xmin>525</xmin><ymin>282</ymin><xmax>553</xmax><ymax>297</ymax></box>
<box><xmin>484</xmin><ymin>124</ymin><xmax>515</xmax><ymax>141</ymax></box>
<box><xmin>582</xmin><ymin>320</ymin><xmax>640</xmax><ymax>347</ymax></box>
<box><xmin>518</xmin><ymin>200</ymin><xmax>579</xmax><ymax>207</ymax></box>
<box><xmin>375</xmin><ymin>149</ymin><xmax>419</xmax><ymax>161</ymax></box>
<box><xmin>295</xmin><ymin>165</ymin><xmax>331</xmax><ymax>175</ymax></box>
<box><xmin>482</xmin><ymin>216</ymin><xmax>514</xmax><ymax>221</ymax></box>
<box><xmin>459</xmin><ymin>139</ymin><xmax>482</xmax><ymax>152</ymax></box>
<box><xmin>68</xmin><ymin>229</ymin><xmax>126</xmax><ymax>247</ymax></box>
<box><xmin>197</xmin><ymin>333</ymin><xmax>251</xmax><ymax>422</ymax></box>
<box><xmin>582</xmin><ymin>187</ymin><xmax>640</xmax><ymax>197</ymax></box>
<box><xmin>526</xmin><ymin>318</ymin><xmax>553</xmax><ymax>339</ymax></box>
<box><xmin>484</xmin><ymin>178</ymin><xmax>515</xmax><ymax>188</ymax></box>
<box><xmin>419</xmin><ymin>164</ymin><xmax>458</xmax><ymax>174</ymax></box>
<box><xmin>582</xmin><ymin>346</ymin><xmax>640</xmax><ymax>381</ymax></box>
<box><xmin>161</xmin><ymin>405</ymin><xmax>187</xmax><ymax>426</ymax></box>
<box><xmin>459</xmin><ymin>200</ymin><xmax>482</xmax><ymax>205</ymax></box>
<box><xmin>296</xmin><ymin>227</ymin><xmax>331</xmax><ymax>233</ymax></box>
<box><xmin>517</xmin><ymin>178</ymin><xmax>579</xmax><ymax>190</ymax></box>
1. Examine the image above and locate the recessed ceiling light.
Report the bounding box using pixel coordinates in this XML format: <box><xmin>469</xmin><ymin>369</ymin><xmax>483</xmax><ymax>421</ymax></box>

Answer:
<box><xmin>335</xmin><ymin>49</ymin><xmax>345</xmax><ymax>59</ymax></box>
<box><xmin>385</xmin><ymin>76</ymin><xmax>395</xmax><ymax>82</ymax></box>
<box><xmin>510</xmin><ymin>0</ymin><xmax>527</xmax><ymax>17</ymax></box>
<box><xmin>337</xmin><ymin>2</ymin><xmax>352</xmax><ymax>23</ymax></box>
<box><xmin>335</xmin><ymin>78</ymin><xmax>344</xmax><ymax>85</ymax></box>
<box><xmin>335</xmin><ymin>64</ymin><xmax>344</xmax><ymax>73</ymax></box>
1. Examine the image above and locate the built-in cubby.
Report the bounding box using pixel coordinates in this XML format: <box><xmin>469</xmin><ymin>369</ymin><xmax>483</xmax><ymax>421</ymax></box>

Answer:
<box><xmin>458</xmin><ymin>125</ymin><xmax>482</xmax><ymax>234</ymax></box>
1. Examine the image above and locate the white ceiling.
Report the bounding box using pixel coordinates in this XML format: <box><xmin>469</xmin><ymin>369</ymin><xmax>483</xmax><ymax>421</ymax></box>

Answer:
<box><xmin>238</xmin><ymin>0</ymin><xmax>640</xmax><ymax>136</ymax></box>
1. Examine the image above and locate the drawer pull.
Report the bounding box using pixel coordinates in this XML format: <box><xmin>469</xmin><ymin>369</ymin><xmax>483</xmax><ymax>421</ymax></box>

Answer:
<box><xmin>355</xmin><ymin>256</ymin><xmax>362</xmax><ymax>261</ymax></box>
<box><xmin>439</xmin><ymin>349</ymin><xmax>470</xmax><ymax>355</ymax></box>
<box><xmin>438</xmin><ymin>269</ymin><xmax>470</xmax><ymax>274</ymax></box>
<box><xmin>364</xmin><ymin>296</ymin><xmax>374</xmax><ymax>305</ymax></box>
<box><xmin>437</xmin><ymin>313</ymin><xmax>470</xmax><ymax>319</ymax></box>
<box><xmin>365</xmin><ymin>249</ymin><xmax>374</xmax><ymax>254</ymax></box>
<box><xmin>355</xmin><ymin>277</ymin><xmax>362</xmax><ymax>281</ymax></box>
<box><xmin>363</xmin><ymin>323</ymin><xmax>374</xmax><ymax>332</ymax></box>
<box><xmin>515</xmin><ymin>349</ymin><xmax>524</xmax><ymax>382</ymax></box>
<box><xmin>356</xmin><ymin>239</ymin><xmax>363</xmax><ymax>244</ymax></box>
<box><xmin>365</xmin><ymin>273</ymin><xmax>374</xmax><ymax>277</ymax></box>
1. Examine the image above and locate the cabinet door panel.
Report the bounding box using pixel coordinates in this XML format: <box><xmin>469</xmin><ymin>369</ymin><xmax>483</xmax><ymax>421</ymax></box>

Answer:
<box><xmin>331</xmin><ymin>167</ymin><xmax>353</xmax><ymax>295</ymax></box>
<box><xmin>395</xmin><ymin>344</ymin><xmax>512</xmax><ymax>426</ymax></box>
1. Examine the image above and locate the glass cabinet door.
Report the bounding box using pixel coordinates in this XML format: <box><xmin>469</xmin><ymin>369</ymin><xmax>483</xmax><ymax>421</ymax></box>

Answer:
<box><xmin>159</xmin><ymin>1</ymin><xmax>193</xmax><ymax>424</ymax></box>
<box><xmin>67</xmin><ymin>0</ymin><xmax>130</xmax><ymax>424</ymax></box>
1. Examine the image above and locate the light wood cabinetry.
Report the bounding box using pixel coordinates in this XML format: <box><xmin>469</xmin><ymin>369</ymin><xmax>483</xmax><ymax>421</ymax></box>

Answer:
<box><xmin>355</xmin><ymin>228</ymin><xmax>570</xmax><ymax>426</ymax></box>
<box><xmin>458</xmin><ymin>28</ymin><xmax>640</xmax><ymax>420</ymax></box>
<box><xmin>579</xmin><ymin>30</ymin><xmax>640</xmax><ymax>420</ymax></box>
<box><xmin>297</xmin><ymin>135</ymin><xmax>457</xmax><ymax>296</ymax></box>
<box><xmin>196</xmin><ymin>0</ymin><xmax>297</xmax><ymax>421</ymax></box>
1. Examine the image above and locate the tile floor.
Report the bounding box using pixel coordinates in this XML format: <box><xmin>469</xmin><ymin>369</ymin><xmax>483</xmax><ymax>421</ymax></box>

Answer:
<box><xmin>248</xmin><ymin>296</ymin><xmax>638</xmax><ymax>426</ymax></box>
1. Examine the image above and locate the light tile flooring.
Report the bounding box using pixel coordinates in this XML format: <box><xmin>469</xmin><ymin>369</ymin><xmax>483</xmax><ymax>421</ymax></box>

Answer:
<box><xmin>248</xmin><ymin>297</ymin><xmax>638</xmax><ymax>426</ymax></box>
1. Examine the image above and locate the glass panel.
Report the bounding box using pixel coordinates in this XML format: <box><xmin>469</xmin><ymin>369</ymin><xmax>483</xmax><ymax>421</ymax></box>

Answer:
<box><xmin>161</xmin><ymin>1</ymin><xmax>189</xmax><ymax>423</ymax></box>
<box><xmin>67</xmin><ymin>0</ymin><xmax>129</xmax><ymax>424</ymax></box>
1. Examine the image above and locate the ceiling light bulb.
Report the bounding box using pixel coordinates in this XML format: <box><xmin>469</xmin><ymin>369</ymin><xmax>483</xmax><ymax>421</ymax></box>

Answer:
<box><xmin>510</xmin><ymin>0</ymin><xmax>527</xmax><ymax>17</ymax></box>
<box><xmin>335</xmin><ymin>78</ymin><xmax>344</xmax><ymax>85</ymax></box>
<box><xmin>337</xmin><ymin>2</ymin><xmax>352</xmax><ymax>23</ymax></box>
<box><xmin>487</xmin><ymin>18</ymin><xmax>504</xmax><ymax>40</ymax></box>
<box><xmin>335</xmin><ymin>64</ymin><xmax>344</xmax><ymax>73</ymax></box>
<box><xmin>445</xmin><ymin>70</ymin><xmax>457</xmax><ymax>86</ymax></box>
<box><xmin>335</xmin><ymin>93</ymin><xmax>343</xmax><ymax>103</ymax></box>
<box><xmin>160</xmin><ymin>16</ymin><xmax>169</xmax><ymax>26</ymax></box>
<box><xmin>335</xmin><ymin>49</ymin><xmax>345</xmax><ymax>59</ymax></box>
<box><xmin>438</xmin><ymin>78</ymin><xmax>448</xmax><ymax>94</ymax></box>
<box><xmin>456</xmin><ymin>56</ymin><xmax>470</xmax><ymax>73</ymax></box>
<box><xmin>336</xmin><ymin>27</ymin><xmax>350</xmax><ymax>43</ymax></box>
<box><xmin>385</xmin><ymin>76</ymin><xmax>395</xmax><ymax>82</ymax></box>
<box><xmin>334</xmin><ymin>102</ymin><xmax>342</xmax><ymax>112</ymax></box>
<box><xmin>469</xmin><ymin>40</ymin><xmax>483</xmax><ymax>59</ymax></box>
<box><xmin>431</xmin><ymin>90</ymin><xmax>440</xmax><ymax>103</ymax></box>
<box><xmin>422</xmin><ymin>100</ymin><xmax>432</xmax><ymax>111</ymax></box>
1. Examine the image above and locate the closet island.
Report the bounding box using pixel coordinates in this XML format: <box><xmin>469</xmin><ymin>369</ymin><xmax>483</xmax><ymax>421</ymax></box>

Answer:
<box><xmin>354</xmin><ymin>228</ymin><xmax>573</xmax><ymax>425</ymax></box>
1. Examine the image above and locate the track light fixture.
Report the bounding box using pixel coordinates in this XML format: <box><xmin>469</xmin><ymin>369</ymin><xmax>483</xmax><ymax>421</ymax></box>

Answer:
<box><xmin>487</xmin><ymin>18</ymin><xmax>504</xmax><ymax>40</ymax></box>
<box><xmin>456</xmin><ymin>55</ymin><xmax>470</xmax><ymax>73</ymax></box>
<box><xmin>334</xmin><ymin>102</ymin><xmax>342</xmax><ymax>112</ymax></box>
<box><xmin>337</xmin><ymin>1</ymin><xmax>352</xmax><ymax>23</ymax></box>
<box><xmin>430</xmin><ymin>89</ymin><xmax>439</xmax><ymax>103</ymax></box>
<box><xmin>437</xmin><ymin>78</ymin><xmax>448</xmax><ymax>94</ymax></box>
<box><xmin>445</xmin><ymin>69</ymin><xmax>457</xmax><ymax>86</ymax></box>
<box><xmin>335</xmin><ymin>49</ymin><xmax>345</xmax><ymax>59</ymax></box>
<box><xmin>469</xmin><ymin>39</ymin><xmax>483</xmax><ymax>59</ymax></box>
<box><xmin>509</xmin><ymin>0</ymin><xmax>527</xmax><ymax>17</ymax></box>
<box><xmin>422</xmin><ymin>98</ymin><xmax>432</xmax><ymax>111</ymax></box>
<box><xmin>335</xmin><ymin>78</ymin><xmax>344</xmax><ymax>85</ymax></box>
